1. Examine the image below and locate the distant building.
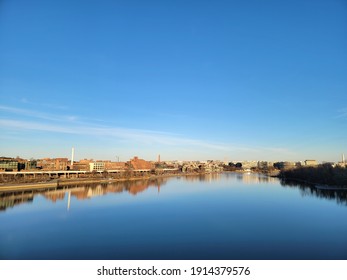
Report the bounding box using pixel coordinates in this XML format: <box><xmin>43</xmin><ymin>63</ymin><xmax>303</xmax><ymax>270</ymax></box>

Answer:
<box><xmin>257</xmin><ymin>161</ymin><xmax>274</xmax><ymax>169</ymax></box>
<box><xmin>129</xmin><ymin>156</ymin><xmax>154</xmax><ymax>170</ymax></box>
<box><xmin>37</xmin><ymin>158</ymin><xmax>69</xmax><ymax>170</ymax></box>
<box><xmin>0</xmin><ymin>157</ymin><xmax>39</xmax><ymax>172</ymax></box>
<box><xmin>72</xmin><ymin>159</ymin><xmax>92</xmax><ymax>171</ymax></box>
<box><xmin>0</xmin><ymin>157</ymin><xmax>18</xmax><ymax>172</ymax></box>
<box><xmin>304</xmin><ymin>160</ymin><xmax>318</xmax><ymax>166</ymax></box>
<box><xmin>55</xmin><ymin>158</ymin><xmax>69</xmax><ymax>170</ymax></box>
<box><xmin>274</xmin><ymin>161</ymin><xmax>296</xmax><ymax>170</ymax></box>
<box><xmin>241</xmin><ymin>161</ymin><xmax>258</xmax><ymax>169</ymax></box>
<box><xmin>89</xmin><ymin>162</ymin><xmax>105</xmax><ymax>172</ymax></box>
<box><xmin>104</xmin><ymin>161</ymin><xmax>126</xmax><ymax>170</ymax></box>
<box><xmin>22</xmin><ymin>160</ymin><xmax>37</xmax><ymax>171</ymax></box>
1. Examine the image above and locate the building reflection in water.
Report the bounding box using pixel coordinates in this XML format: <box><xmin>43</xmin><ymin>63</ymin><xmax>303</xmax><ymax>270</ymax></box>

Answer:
<box><xmin>0</xmin><ymin>192</ymin><xmax>34</xmax><ymax>211</ymax></box>
<box><xmin>183</xmin><ymin>173</ymin><xmax>222</xmax><ymax>182</ymax></box>
<box><xmin>0</xmin><ymin>177</ymin><xmax>169</xmax><ymax>212</ymax></box>
<box><xmin>67</xmin><ymin>191</ymin><xmax>71</xmax><ymax>211</ymax></box>
<box><xmin>234</xmin><ymin>172</ymin><xmax>278</xmax><ymax>184</ymax></box>
<box><xmin>1</xmin><ymin>173</ymin><xmax>346</xmax><ymax>211</ymax></box>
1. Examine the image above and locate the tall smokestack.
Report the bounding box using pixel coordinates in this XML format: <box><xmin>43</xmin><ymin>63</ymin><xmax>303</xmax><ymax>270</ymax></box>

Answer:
<box><xmin>343</xmin><ymin>153</ymin><xmax>345</xmax><ymax>164</ymax></box>
<box><xmin>71</xmin><ymin>147</ymin><xmax>75</xmax><ymax>167</ymax></box>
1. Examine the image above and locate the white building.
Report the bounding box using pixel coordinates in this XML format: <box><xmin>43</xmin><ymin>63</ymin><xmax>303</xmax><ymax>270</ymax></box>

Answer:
<box><xmin>304</xmin><ymin>160</ymin><xmax>318</xmax><ymax>166</ymax></box>
<box><xmin>242</xmin><ymin>161</ymin><xmax>258</xmax><ymax>169</ymax></box>
<box><xmin>89</xmin><ymin>162</ymin><xmax>105</xmax><ymax>171</ymax></box>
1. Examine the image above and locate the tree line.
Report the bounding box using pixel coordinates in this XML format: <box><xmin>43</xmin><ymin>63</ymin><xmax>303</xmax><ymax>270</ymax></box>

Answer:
<box><xmin>279</xmin><ymin>164</ymin><xmax>347</xmax><ymax>187</ymax></box>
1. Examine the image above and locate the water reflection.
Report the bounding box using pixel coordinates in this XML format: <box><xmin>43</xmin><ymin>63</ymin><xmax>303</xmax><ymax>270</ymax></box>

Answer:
<box><xmin>234</xmin><ymin>172</ymin><xmax>278</xmax><ymax>184</ymax></box>
<box><xmin>1</xmin><ymin>173</ymin><xmax>347</xmax><ymax>260</ymax></box>
<box><xmin>2</xmin><ymin>173</ymin><xmax>347</xmax><ymax>212</ymax></box>
<box><xmin>0</xmin><ymin>192</ymin><xmax>34</xmax><ymax>211</ymax></box>
<box><xmin>280</xmin><ymin>179</ymin><xmax>347</xmax><ymax>206</ymax></box>
<box><xmin>0</xmin><ymin>177</ymin><xmax>167</xmax><ymax>212</ymax></box>
<box><xmin>0</xmin><ymin>174</ymin><xmax>222</xmax><ymax>212</ymax></box>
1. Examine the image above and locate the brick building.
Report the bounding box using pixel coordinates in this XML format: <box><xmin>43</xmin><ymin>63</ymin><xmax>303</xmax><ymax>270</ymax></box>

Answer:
<box><xmin>37</xmin><ymin>158</ymin><xmax>69</xmax><ymax>171</ymax></box>
<box><xmin>104</xmin><ymin>161</ymin><xmax>126</xmax><ymax>170</ymax></box>
<box><xmin>128</xmin><ymin>156</ymin><xmax>154</xmax><ymax>170</ymax></box>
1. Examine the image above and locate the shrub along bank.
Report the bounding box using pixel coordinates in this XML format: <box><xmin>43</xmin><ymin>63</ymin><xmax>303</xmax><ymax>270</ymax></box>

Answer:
<box><xmin>279</xmin><ymin>164</ymin><xmax>347</xmax><ymax>187</ymax></box>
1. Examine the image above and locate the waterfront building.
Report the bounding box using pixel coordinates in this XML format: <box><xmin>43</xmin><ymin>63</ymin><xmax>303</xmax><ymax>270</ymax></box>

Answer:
<box><xmin>71</xmin><ymin>162</ymin><xmax>90</xmax><ymax>171</ymax></box>
<box><xmin>104</xmin><ymin>161</ymin><xmax>126</xmax><ymax>170</ymax></box>
<box><xmin>89</xmin><ymin>161</ymin><xmax>105</xmax><ymax>172</ymax></box>
<box><xmin>22</xmin><ymin>160</ymin><xmax>37</xmax><ymax>171</ymax></box>
<box><xmin>0</xmin><ymin>157</ymin><xmax>19</xmax><ymax>172</ymax></box>
<box><xmin>128</xmin><ymin>156</ymin><xmax>154</xmax><ymax>170</ymax></box>
<box><xmin>37</xmin><ymin>158</ymin><xmax>69</xmax><ymax>170</ymax></box>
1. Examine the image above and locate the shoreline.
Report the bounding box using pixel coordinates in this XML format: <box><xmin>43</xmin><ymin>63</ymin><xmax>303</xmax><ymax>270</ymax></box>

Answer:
<box><xmin>279</xmin><ymin>177</ymin><xmax>347</xmax><ymax>190</ymax></box>
<box><xmin>0</xmin><ymin>171</ymin><xmax>217</xmax><ymax>193</ymax></box>
<box><xmin>0</xmin><ymin>177</ymin><xmax>142</xmax><ymax>192</ymax></box>
<box><xmin>277</xmin><ymin>165</ymin><xmax>347</xmax><ymax>190</ymax></box>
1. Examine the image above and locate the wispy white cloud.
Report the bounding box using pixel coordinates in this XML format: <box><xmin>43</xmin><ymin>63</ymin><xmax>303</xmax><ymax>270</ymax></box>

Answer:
<box><xmin>0</xmin><ymin>105</ymin><xmax>78</xmax><ymax>122</ymax></box>
<box><xmin>20</xmin><ymin>98</ymin><xmax>68</xmax><ymax>110</ymax></box>
<box><xmin>0</xmin><ymin>118</ymin><xmax>235</xmax><ymax>151</ymax></box>
<box><xmin>0</xmin><ymin>105</ymin><xmax>293</xmax><ymax>158</ymax></box>
<box><xmin>0</xmin><ymin>105</ymin><xmax>219</xmax><ymax>146</ymax></box>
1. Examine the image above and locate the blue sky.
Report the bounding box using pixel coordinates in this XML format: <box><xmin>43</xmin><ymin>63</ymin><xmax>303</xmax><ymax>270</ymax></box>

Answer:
<box><xmin>1</xmin><ymin>0</ymin><xmax>346</xmax><ymax>162</ymax></box>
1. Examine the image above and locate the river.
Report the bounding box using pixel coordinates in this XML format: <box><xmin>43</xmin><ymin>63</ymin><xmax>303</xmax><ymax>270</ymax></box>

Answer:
<box><xmin>0</xmin><ymin>172</ymin><xmax>346</xmax><ymax>259</ymax></box>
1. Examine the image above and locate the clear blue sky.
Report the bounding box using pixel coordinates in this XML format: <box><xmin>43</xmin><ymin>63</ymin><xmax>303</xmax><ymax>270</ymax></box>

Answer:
<box><xmin>1</xmin><ymin>0</ymin><xmax>346</xmax><ymax>162</ymax></box>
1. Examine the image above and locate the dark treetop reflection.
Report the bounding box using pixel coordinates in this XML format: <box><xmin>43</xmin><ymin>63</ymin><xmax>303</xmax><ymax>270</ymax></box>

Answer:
<box><xmin>0</xmin><ymin>173</ymin><xmax>346</xmax><ymax>260</ymax></box>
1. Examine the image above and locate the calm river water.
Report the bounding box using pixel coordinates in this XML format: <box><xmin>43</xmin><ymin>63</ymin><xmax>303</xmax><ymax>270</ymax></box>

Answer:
<box><xmin>0</xmin><ymin>172</ymin><xmax>346</xmax><ymax>260</ymax></box>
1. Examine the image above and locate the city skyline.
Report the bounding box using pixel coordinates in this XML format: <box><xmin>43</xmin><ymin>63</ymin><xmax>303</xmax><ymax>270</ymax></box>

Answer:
<box><xmin>0</xmin><ymin>151</ymin><xmax>345</xmax><ymax>165</ymax></box>
<box><xmin>1</xmin><ymin>0</ymin><xmax>346</xmax><ymax>162</ymax></box>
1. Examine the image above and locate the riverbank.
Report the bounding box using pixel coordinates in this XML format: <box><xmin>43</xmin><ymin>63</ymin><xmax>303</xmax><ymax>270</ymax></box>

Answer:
<box><xmin>0</xmin><ymin>171</ymin><xmax>217</xmax><ymax>193</ymax></box>
<box><xmin>278</xmin><ymin>165</ymin><xmax>347</xmax><ymax>190</ymax></box>
<box><xmin>0</xmin><ymin>177</ymin><xmax>141</xmax><ymax>192</ymax></box>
